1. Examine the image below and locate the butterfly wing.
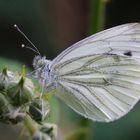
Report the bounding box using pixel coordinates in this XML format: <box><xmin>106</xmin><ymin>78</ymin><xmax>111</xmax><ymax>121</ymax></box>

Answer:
<box><xmin>50</xmin><ymin>23</ymin><xmax>140</xmax><ymax>122</ymax></box>
<box><xmin>51</xmin><ymin>23</ymin><xmax>140</xmax><ymax>67</ymax></box>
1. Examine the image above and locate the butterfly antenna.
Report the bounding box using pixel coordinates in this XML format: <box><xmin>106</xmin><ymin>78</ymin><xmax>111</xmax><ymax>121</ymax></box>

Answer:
<box><xmin>14</xmin><ymin>24</ymin><xmax>41</xmax><ymax>55</ymax></box>
<box><xmin>21</xmin><ymin>44</ymin><xmax>40</xmax><ymax>55</ymax></box>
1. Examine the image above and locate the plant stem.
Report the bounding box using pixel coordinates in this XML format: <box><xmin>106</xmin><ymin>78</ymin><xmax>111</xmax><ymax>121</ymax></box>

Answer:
<box><xmin>89</xmin><ymin>0</ymin><xmax>106</xmax><ymax>34</ymax></box>
<box><xmin>79</xmin><ymin>0</ymin><xmax>106</xmax><ymax>140</ymax></box>
<box><xmin>63</xmin><ymin>127</ymin><xmax>89</xmax><ymax>140</ymax></box>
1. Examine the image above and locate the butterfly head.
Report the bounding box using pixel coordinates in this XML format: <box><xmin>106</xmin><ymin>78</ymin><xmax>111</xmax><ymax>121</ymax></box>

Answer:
<box><xmin>33</xmin><ymin>55</ymin><xmax>50</xmax><ymax>69</ymax></box>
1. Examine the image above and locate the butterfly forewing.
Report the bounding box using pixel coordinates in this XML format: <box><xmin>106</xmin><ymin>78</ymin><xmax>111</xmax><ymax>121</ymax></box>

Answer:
<box><xmin>51</xmin><ymin>23</ymin><xmax>140</xmax><ymax>68</ymax></box>
<box><xmin>50</xmin><ymin>23</ymin><xmax>140</xmax><ymax>122</ymax></box>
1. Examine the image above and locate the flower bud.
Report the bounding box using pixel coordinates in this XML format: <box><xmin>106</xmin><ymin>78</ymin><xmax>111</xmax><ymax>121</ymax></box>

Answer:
<box><xmin>29</xmin><ymin>98</ymin><xmax>50</xmax><ymax>123</ymax></box>
<box><xmin>40</xmin><ymin>123</ymin><xmax>57</xmax><ymax>139</ymax></box>
<box><xmin>0</xmin><ymin>92</ymin><xmax>9</xmax><ymax>116</ymax></box>
<box><xmin>0</xmin><ymin>104</ymin><xmax>26</xmax><ymax>124</ymax></box>
<box><xmin>0</xmin><ymin>69</ymin><xmax>35</xmax><ymax>124</ymax></box>
<box><xmin>7</xmin><ymin>77</ymin><xmax>34</xmax><ymax>106</ymax></box>
<box><xmin>0</xmin><ymin>68</ymin><xmax>19</xmax><ymax>92</ymax></box>
<box><xmin>0</xmin><ymin>93</ymin><xmax>26</xmax><ymax>124</ymax></box>
<box><xmin>32</xmin><ymin>131</ymin><xmax>51</xmax><ymax>140</ymax></box>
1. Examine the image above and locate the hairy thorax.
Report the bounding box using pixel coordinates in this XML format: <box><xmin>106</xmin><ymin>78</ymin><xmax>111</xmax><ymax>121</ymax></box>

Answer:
<box><xmin>33</xmin><ymin>55</ymin><xmax>57</xmax><ymax>91</ymax></box>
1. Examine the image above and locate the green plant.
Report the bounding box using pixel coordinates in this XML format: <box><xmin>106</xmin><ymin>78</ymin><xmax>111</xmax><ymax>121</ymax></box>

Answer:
<box><xmin>0</xmin><ymin>67</ymin><xmax>57</xmax><ymax>140</ymax></box>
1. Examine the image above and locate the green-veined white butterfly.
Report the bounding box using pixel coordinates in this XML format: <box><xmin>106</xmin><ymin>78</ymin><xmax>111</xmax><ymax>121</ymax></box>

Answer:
<box><xmin>16</xmin><ymin>23</ymin><xmax>140</xmax><ymax>122</ymax></box>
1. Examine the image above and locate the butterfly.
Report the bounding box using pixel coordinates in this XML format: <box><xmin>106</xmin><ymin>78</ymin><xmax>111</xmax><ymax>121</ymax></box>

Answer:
<box><xmin>15</xmin><ymin>23</ymin><xmax>140</xmax><ymax>122</ymax></box>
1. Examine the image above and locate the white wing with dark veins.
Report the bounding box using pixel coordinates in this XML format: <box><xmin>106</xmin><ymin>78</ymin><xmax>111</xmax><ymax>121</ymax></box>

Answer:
<box><xmin>50</xmin><ymin>23</ymin><xmax>140</xmax><ymax>122</ymax></box>
<box><xmin>51</xmin><ymin>23</ymin><xmax>140</xmax><ymax>67</ymax></box>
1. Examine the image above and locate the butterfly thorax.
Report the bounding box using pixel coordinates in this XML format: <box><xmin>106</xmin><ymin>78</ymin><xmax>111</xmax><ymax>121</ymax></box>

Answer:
<box><xmin>33</xmin><ymin>56</ymin><xmax>56</xmax><ymax>91</ymax></box>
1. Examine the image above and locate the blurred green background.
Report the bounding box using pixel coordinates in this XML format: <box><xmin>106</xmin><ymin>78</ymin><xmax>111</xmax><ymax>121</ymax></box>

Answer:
<box><xmin>0</xmin><ymin>0</ymin><xmax>140</xmax><ymax>140</ymax></box>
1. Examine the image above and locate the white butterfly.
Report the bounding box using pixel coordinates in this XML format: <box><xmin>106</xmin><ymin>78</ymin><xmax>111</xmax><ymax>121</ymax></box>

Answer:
<box><xmin>19</xmin><ymin>23</ymin><xmax>140</xmax><ymax>122</ymax></box>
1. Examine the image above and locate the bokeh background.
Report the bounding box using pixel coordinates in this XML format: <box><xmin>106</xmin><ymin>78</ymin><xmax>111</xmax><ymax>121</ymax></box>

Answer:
<box><xmin>0</xmin><ymin>0</ymin><xmax>140</xmax><ymax>140</ymax></box>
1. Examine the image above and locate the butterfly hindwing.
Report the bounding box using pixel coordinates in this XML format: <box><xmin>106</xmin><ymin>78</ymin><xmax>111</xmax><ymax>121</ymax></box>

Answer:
<box><xmin>54</xmin><ymin>54</ymin><xmax>140</xmax><ymax>122</ymax></box>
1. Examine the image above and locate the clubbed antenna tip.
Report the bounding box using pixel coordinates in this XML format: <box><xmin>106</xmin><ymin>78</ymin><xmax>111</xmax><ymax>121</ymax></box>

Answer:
<box><xmin>21</xmin><ymin>44</ymin><xmax>25</xmax><ymax>48</ymax></box>
<box><xmin>13</xmin><ymin>24</ymin><xmax>41</xmax><ymax>55</ymax></box>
